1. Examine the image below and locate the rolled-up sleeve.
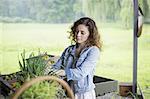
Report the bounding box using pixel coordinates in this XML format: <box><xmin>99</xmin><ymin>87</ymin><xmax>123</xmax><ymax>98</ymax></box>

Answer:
<box><xmin>52</xmin><ymin>58</ymin><xmax>63</xmax><ymax>70</ymax></box>
<box><xmin>67</xmin><ymin>46</ymin><xmax>100</xmax><ymax>81</ymax></box>
<box><xmin>52</xmin><ymin>47</ymin><xmax>69</xmax><ymax>70</ymax></box>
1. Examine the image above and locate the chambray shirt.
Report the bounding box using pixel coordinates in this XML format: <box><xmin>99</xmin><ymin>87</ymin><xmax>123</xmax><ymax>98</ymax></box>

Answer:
<box><xmin>52</xmin><ymin>45</ymin><xmax>100</xmax><ymax>93</ymax></box>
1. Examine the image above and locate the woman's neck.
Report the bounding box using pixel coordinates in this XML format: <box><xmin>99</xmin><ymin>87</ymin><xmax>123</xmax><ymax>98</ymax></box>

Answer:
<box><xmin>75</xmin><ymin>43</ymin><xmax>86</xmax><ymax>57</ymax></box>
<box><xmin>76</xmin><ymin>43</ymin><xmax>86</xmax><ymax>49</ymax></box>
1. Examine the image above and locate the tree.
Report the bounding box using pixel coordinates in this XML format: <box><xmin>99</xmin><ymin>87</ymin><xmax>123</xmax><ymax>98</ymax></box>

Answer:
<box><xmin>82</xmin><ymin>0</ymin><xmax>121</xmax><ymax>22</ymax></box>
<box><xmin>120</xmin><ymin>0</ymin><xmax>133</xmax><ymax>29</ymax></box>
<box><xmin>0</xmin><ymin>0</ymin><xmax>150</xmax><ymax>24</ymax></box>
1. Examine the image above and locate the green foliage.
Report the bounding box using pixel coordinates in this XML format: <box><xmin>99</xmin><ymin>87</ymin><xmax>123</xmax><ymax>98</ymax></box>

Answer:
<box><xmin>17</xmin><ymin>51</ymin><xmax>67</xmax><ymax>98</ymax></box>
<box><xmin>1</xmin><ymin>0</ymin><xmax>150</xmax><ymax>25</ymax></box>
<box><xmin>0</xmin><ymin>0</ymin><xmax>78</xmax><ymax>23</ymax></box>
<box><xmin>1</xmin><ymin>17</ymin><xmax>33</xmax><ymax>23</ymax></box>
<box><xmin>82</xmin><ymin>0</ymin><xmax>150</xmax><ymax>28</ymax></box>
<box><xmin>19</xmin><ymin>51</ymin><xmax>47</xmax><ymax>81</ymax></box>
<box><xmin>83</xmin><ymin>0</ymin><xmax>121</xmax><ymax>22</ymax></box>
<box><xmin>18</xmin><ymin>50</ymin><xmax>60</xmax><ymax>81</ymax></box>
<box><xmin>20</xmin><ymin>81</ymin><xmax>59</xmax><ymax>99</ymax></box>
<box><xmin>120</xmin><ymin>0</ymin><xmax>133</xmax><ymax>29</ymax></box>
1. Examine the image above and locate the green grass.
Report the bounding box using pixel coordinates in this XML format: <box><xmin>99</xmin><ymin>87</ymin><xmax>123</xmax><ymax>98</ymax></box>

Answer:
<box><xmin>0</xmin><ymin>23</ymin><xmax>71</xmax><ymax>73</ymax></box>
<box><xmin>0</xmin><ymin>23</ymin><xmax>150</xmax><ymax>98</ymax></box>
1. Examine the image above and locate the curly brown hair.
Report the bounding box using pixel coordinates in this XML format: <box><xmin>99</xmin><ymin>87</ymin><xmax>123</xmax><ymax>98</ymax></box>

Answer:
<box><xmin>69</xmin><ymin>17</ymin><xmax>102</xmax><ymax>50</ymax></box>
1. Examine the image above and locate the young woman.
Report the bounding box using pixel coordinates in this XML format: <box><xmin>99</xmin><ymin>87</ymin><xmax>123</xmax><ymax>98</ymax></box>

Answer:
<box><xmin>52</xmin><ymin>17</ymin><xmax>102</xmax><ymax>99</ymax></box>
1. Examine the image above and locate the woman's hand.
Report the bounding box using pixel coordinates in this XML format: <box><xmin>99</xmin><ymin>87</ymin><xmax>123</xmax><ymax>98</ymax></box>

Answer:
<box><xmin>56</xmin><ymin>69</ymin><xmax>66</xmax><ymax>76</ymax></box>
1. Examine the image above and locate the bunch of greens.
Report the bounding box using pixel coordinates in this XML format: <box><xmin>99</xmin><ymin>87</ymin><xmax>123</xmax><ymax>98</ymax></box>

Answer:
<box><xmin>18</xmin><ymin>51</ymin><xmax>58</xmax><ymax>81</ymax></box>
<box><xmin>21</xmin><ymin>81</ymin><xmax>57</xmax><ymax>99</ymax></box>
<box><xmin>16</xmin><ymin>51</ymin><xmax>67</xmax><ymax>99</ymax></box>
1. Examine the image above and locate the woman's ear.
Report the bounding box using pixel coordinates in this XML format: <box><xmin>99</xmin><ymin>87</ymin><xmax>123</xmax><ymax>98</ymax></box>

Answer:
<box><xmin>137</xmin><ymin>7</ymin><xmax>144</xmax><ymax>38</ymax></box>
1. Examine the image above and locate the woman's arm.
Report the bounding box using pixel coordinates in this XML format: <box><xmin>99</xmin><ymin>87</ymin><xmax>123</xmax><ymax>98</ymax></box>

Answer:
<box><xmin>52</xmin><ymin>45</ymin><xmax>72</xmax><ymax>70</ymax></box>
<box><xmin>52</xmin><ymin>49</ymin><xmax>66</xmax><ymax>70</ymax></box>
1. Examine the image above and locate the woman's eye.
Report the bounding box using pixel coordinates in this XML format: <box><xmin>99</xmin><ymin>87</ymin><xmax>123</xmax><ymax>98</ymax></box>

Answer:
<box><xmin>81</xmin><ymin>31</ymin><xmax>85</xmax><ymax>35</ymax></box>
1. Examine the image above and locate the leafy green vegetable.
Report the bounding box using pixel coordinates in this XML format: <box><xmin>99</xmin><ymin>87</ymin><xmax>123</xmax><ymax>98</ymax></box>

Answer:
<box><xmin>17</xmin><ymin>51</ymin><xmax>67</xmax><ymax>99</ymax></box>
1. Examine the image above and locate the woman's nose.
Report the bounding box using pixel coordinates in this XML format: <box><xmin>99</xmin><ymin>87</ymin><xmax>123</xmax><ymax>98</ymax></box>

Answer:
<box><xmin>77</xmin><ymin>31</ymin><xmax>81</xmax><ymax>36</ymax></box>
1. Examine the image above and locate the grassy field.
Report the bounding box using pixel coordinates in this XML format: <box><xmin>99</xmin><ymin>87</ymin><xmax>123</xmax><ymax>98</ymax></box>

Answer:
<box><xmin>0</xmin><ymin>23</ymin><xmax>150</xmax><ymax>98</ymax></box>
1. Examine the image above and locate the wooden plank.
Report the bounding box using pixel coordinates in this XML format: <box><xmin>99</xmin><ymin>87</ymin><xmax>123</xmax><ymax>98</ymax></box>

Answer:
<box><xmin>96</xmin><ymin>92</ymin><xmax>132</xmax><ymax>99</ymax></box>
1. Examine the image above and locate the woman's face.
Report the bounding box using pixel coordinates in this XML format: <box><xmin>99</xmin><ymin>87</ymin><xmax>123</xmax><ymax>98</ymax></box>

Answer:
<box><xmin>75</xmin><ymin>24</ymin><xmax>90</xmax><ymax>45</ymax></box>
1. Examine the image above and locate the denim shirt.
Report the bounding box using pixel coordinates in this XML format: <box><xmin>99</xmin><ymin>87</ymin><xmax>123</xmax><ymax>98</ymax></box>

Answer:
<box><xmin>52</xmin><ymin>45</ymin><xmax>100</xmax><ymax>93</ymax></box>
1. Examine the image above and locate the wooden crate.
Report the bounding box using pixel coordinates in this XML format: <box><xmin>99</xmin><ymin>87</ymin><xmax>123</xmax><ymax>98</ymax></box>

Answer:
<box><xmin>119</xmin><ymin>82</ymin><xmax>132</xmax><ymax>97</ymax></box>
